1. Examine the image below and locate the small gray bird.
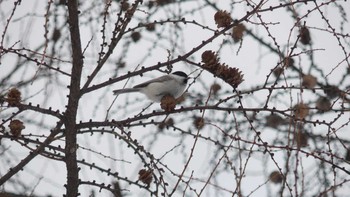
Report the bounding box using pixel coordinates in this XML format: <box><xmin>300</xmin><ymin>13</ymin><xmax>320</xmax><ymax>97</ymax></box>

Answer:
<box><xmin>113</xmin><ymin>71</ymin><xmax>188</xmax><ymax>102</ymax></box>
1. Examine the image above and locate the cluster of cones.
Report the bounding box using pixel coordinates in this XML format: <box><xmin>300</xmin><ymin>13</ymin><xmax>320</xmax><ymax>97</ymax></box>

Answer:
<box><xmin>201</xmin><ymin>50</ymin><xmax>244</xmax><ymax>88</ymax></box>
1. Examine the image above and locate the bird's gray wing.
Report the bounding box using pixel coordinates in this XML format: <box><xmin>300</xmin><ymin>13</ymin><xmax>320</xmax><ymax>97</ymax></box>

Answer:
<box><xmin>113</xmin><ymin>88</ymin><xmax>139</xmax><ymax>95</ymax></box>
<box><xmin>133</xmin><ymin>75</ymin><xmax>171</xmax><ymax>88</ymax></box>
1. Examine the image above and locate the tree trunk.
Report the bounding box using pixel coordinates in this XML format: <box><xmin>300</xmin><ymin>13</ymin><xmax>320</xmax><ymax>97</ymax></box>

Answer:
<box><xmin>65</xmin><ymin>0</ymin><xmax>84</xmax><ymax>196</ymax></box>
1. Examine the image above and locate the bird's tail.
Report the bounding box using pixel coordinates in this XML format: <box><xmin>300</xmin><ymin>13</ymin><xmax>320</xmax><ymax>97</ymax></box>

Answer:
<box><xmin>113</xmin><ymin>88</ymin><xmax>139</xmax><ymax>95</ymax></box>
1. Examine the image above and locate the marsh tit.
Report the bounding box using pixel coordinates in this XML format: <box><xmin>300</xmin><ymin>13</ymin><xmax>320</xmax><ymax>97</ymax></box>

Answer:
<box><xmin>113</xmin><ymin>71</ymin><xmax>188</xmax><ymax>102</ymax></box>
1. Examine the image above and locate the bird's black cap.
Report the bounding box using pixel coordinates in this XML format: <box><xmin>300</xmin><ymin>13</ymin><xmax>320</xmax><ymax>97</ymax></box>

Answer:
<box><xmin>172</xmin><ymin>71</ymin><xmax>188</xmax><ymax>78</ymax></box>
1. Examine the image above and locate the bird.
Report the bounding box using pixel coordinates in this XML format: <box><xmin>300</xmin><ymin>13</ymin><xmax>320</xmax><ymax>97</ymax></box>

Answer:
<box><xmin>113</xmin><ymin>71</ymin><xmax>189</xmax><ymax>102</ymax></box>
